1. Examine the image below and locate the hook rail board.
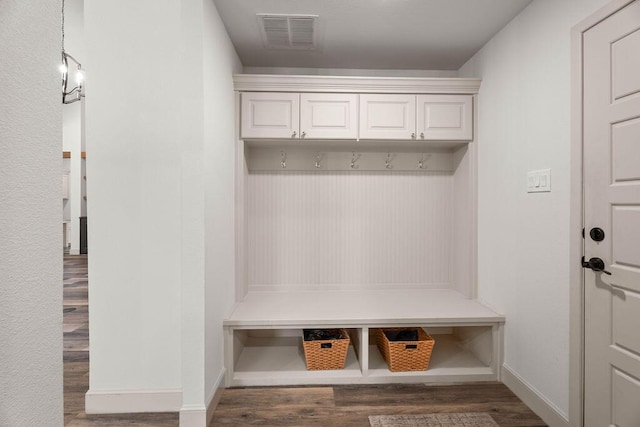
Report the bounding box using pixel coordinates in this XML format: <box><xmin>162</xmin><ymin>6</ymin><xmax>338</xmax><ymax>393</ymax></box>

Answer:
<box><xmin>246</xmin><ymin>148</ymin><xmax>454</xmax><ymax>172</ymax></box>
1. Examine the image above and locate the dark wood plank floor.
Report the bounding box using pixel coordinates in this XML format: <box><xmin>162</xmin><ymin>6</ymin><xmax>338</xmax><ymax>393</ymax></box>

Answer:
<box><xmin>211</xmin><ymin>384</ymin><xmax>546</xmax><ymax>426</ymax></box>
<box><xmin>63</xmin><ymin>254</ymin><xmax>545</xmax><ymax>427</ymax></box>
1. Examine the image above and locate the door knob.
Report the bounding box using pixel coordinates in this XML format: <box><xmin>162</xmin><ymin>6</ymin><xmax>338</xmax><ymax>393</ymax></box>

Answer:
<box><xmin>582</xmin><ymin>256</ymin><xmax>611</xmax><ymax>275</ymax></box>
<box><xmin>589</xmin><ymin>227</ymin><xmax>605</xmax><ymax>242</ymax></box>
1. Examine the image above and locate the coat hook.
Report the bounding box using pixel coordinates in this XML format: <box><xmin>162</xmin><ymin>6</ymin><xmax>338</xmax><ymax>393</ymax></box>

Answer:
<box><xmin>385</xmin><ymin>152</ymin><xmax>394</xmax><ymax>170</ymax></box>
<box><xmin>315</xmin><ymin>152</ymin><xmax>322</xmax><ymax>169</ymax></box>
<box><xmin>418</xmin><ymin>153</ymin><xmax>425</xmax><ymax>169</ymax></box>
<box><xmin>350</xmin><ymin>152</ymin><xmax>360</xmax><ymax>169</ymax></box>
<box><xmin>280</xmin><ymin>150</ymin><xmax>286</xmax><ymax>169</ymax></box>
<box><xmin>418</xmin><ymin>153</ymin><xmax>431</xmax><ymax>169</ymax></box>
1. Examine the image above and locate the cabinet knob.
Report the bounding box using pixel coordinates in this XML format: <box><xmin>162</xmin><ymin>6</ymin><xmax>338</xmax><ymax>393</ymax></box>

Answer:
<box><xmin>291</xmin><ymin>131</ymin><xmax>297</xmax><ymax>138</ymax></box>
<box><xmin>301</xmin><ymin>131</ymin><xmax>306</xmax><ymax>139</ymax></box>
<box><xmin>420</xmin><ymin>133</ymin><xmax>425</xmax><ymax>139</ymax></box>
<box><xmin>411</xmin><ymin>133</ymin><xmax>416</xmax><ymax>139</ymax></box>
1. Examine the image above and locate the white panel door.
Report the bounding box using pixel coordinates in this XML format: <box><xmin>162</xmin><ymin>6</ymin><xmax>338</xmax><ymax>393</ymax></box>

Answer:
<box><xmin>583</xmin><ymin>2</ymin><xmax>640</xmax><ymax>426</ymax></box>
<box><xmin>300</xmin><ymin>93</ymin><xmax>358</xmax><ymax>139</ymax></box>
<box><xmin>359</xmin><ymin>94</ymin><xmax>416</xmax><ymax>140</ymax></box>
<box><xmin>417</xmin><ymin>95</ymin><xmax>473</xmax><ymax>141</ymax></box>
<box><xmin>241</xmin><ymin>92</ymin><xmax>300</xmax><ymax>139</ymax></box>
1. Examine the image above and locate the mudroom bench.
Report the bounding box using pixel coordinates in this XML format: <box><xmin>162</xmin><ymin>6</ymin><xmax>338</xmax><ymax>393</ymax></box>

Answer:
<box><xmin>223</xmin><ymin>289</ymin><xmax>504</xmax><ymax>387</ymax></box>
<box><xmin>226</xmin><ymin>75</ymin><xmax>504</xmax><ymax>388</ymax></box>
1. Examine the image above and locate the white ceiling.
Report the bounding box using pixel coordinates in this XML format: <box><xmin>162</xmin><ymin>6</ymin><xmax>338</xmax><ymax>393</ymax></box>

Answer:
<box><xmin>213</xmin><ymin>0</ymin><xmax>533</xmax><ymax>71</ymax></box>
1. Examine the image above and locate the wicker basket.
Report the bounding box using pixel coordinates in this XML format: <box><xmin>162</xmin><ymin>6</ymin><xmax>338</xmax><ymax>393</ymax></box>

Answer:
<box><xmin>302</xmin><ymin>329</ymin><xmax>350</xmax><ymax>370</ymax></box>
<box><xmin>375</xmin><ymin>327</ymin><xmax>435</xmax><ymax>372</ymax></box>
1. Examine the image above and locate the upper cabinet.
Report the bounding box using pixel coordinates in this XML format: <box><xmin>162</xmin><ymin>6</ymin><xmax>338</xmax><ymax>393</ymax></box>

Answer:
<box><xmin>241</xmin><ymin>92</ymin><xmax>357</xmax><ymax>140</ymax></box>
<box><xmin>300</xmin><ymin>93</ymin><xmax>358</xmax><ymax>139</ymax></box>
<box><xmin>236</xmin><ymin>75</ymin><xmax>479</xmax><ymax>143</ymax></box>
<box><xmin>360</xmin><ymin>94</ymin><xmax>473</xmax><ymax>141</ymax></box>
<box><xmin>359</xmin><ymin>94</ymin><xmax>416</xmax><ymax>140</ymax></box>
<box><xmin>417</xmin><ymin>95</ymin><xmax>473</xmax><ymax>141</ymax></box>
<box><xmin>241</xmin><ymin>92</ymin><xmax>300</xmax><ymax>139</ymax></box>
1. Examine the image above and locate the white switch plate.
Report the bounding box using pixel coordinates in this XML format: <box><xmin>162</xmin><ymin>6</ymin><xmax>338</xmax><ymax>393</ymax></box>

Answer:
<box><xmin>527</xmin><ymin>169</ymin><xmax>551</xmax><ymax>193</ymax></box>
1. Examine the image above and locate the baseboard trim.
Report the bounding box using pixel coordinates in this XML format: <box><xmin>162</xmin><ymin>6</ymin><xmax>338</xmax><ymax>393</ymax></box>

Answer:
<box><xmin>501</xmin><ymin>364</ymin><xmax>569</xmax><ymax>427</ymax></box>
<box><xmin>85</xmin><ymin>388</ymin><xmax>182</xmax><ymax>414</ymax></box>
<box><xmin>179</xmin><ymin>405</ymin><xmax>207</xmax><ymax>427</ymax></box>
<box><xmin>206</xmin><ymin>369</ymin><xmax>226</xmax><ymax>426</ymax></box>
<box><xmin>178</xmin><ymin>369</ymin><xmax>226</xmax><ymax>427</ymax></box>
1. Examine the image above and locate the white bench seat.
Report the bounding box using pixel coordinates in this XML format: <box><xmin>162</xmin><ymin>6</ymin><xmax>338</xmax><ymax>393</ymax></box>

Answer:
<box><xmin>223</xmin><ymin>289</ymin><xmax>505</xmax><ymax>387</ymax></box>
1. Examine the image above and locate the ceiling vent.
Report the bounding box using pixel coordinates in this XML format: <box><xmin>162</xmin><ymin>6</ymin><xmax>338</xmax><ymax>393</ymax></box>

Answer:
<box><xmin>257</xmin><ymin>14</ymin><xmax>318</xmax><ymax>50</ymax></box>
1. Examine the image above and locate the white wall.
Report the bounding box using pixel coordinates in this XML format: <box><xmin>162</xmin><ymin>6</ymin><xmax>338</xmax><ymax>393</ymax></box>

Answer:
<box><xmin>177</xmin><ymin>0</ymin><xmax>243</xmax><ymax>422</ymax></box>
<box><xmin>246</xmin><ymin>171</ymin><xmax>454</xmax><ymax>290</ymax></box>
<box><xmin>0</xmin><ymin>1</ymin><xmax>63</xmax><ymax>426</ymax></box>
<box><xmin>458</xmin><ymin>0</ymin><xmax>609</xmax><ymax>420</ymax></box>
<box><xmin>85</xmin><ymin>0</ymin><xmax>185</xmax><ymax>395</ymax></box>
<box><xmin>179</xmin><ymin>0</ymin><xmax>208</xmax><ymax>419</ymax></box>
<box><xmin>85</xmin><ymin>0</ymin><xmax>241</xmax><ymax>422</ymax></box>
<box><xmin>178</xmin><ymin>0</ymin><xmax>242</xmax><ymax>422</ymax></box>
<box><xmin>202</xmin><ymin>0</ymin><xmax>243</xmax><ymax>409</ymax></box>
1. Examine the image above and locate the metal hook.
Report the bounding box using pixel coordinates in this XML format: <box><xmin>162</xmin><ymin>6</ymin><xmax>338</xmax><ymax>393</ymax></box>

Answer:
<box><xmin>385</xmin><ymin>153</ymin><xmax>394</xmax><ymax>170</ymax></box>
<box><xmin>280</xmin><ymin>151</ymin><xmax>286</xmax><ymax>169</ymax></box>
<box><xmin>418</xmin><ymin>153</ymin><xmax>431</xmax><ymax>169</ymax></box>
<box><xmin>315</xmin><ymin>152</ymin><xmax>322</xmax><ymax>169</ymax></box>
<box><xmin>350</xmin><ymin>152</ymin><xmax>360</xmax><ymax>169</ymax></box>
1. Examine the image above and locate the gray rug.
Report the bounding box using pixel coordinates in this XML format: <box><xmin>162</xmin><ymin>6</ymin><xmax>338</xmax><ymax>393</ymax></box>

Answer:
<box><xmin>369</xmin><ymin>412</ymin><xmax>499</xmax><ymax>427</ymax></box>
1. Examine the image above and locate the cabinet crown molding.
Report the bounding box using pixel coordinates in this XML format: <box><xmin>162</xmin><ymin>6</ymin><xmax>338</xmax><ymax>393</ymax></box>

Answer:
<box><xmin>233</xmin><ymin>74</ymin><xmax>481</xmax><ymax>94</ymax></box>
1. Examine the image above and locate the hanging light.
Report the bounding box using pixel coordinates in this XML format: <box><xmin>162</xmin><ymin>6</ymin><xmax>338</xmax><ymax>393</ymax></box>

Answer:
<box><xmin>60</xmin><ymin>0</ymin><xmax>85</xmax><ymax>104</ymax></box>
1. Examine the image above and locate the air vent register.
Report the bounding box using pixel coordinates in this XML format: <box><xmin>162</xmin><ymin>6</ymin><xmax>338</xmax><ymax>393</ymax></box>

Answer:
<box><xmin>257</xmin><ymin>14</ymin><xmax>318</xmax><ymax>50</ymax></box>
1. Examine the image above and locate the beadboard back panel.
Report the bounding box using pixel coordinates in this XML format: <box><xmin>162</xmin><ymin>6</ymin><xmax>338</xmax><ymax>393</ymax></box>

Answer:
<box><xmin>247</xmin><ymin>171</ymin><xmax>454</xmax><ymax>290</ymax></box>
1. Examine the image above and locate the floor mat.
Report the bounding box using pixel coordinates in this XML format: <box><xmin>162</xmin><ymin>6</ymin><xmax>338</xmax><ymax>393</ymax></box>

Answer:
<box><xmin>369</xmin><ymin>412</ymin><xmax>499</xmax><ymax>427</ymax></box>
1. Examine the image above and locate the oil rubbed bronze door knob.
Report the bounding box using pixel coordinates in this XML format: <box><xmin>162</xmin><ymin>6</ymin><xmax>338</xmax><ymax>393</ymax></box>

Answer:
<box><xmin>582</xmin><ymin>257</ymin><xmax>611</xmax><ymax>275</ymax></box>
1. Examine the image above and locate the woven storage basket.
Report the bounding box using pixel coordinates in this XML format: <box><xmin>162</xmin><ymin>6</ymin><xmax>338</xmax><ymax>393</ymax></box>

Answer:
<box><xmin>302</xmin><ymin>329</ymin><xmax>350</xmax><ymax>370</ymax></box>
<box><xmin>375</xmin><ymin>327</ymin><xmax>435</xmax><ymax>372</ymax></box>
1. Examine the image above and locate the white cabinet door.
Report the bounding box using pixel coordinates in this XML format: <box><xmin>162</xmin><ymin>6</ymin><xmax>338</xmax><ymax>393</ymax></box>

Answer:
<box><xmin>300</xmin><ymin>93</ymin><xmax>358</xmax><ymax>139</ymax></box>
<box><xmin>241</xmin><ymin>92</ymin><xmax>300</xmax><ymax>139</ymax></box>
<box><xmin>417</xmin><ymin>95</ymin><xmax>473</xmax><ymax>141</ymax></box>
<box><xmin>359</xmin><ymin>94</ymin><xmax>416</xmax><ymax>140</ymax></box>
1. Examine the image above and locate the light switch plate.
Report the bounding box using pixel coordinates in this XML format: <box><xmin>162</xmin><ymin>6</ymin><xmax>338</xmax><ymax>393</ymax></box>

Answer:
<box><xmin>527</xmin><ymin>169</ymin><xmax>551</xmax><ymax>193</ymax></box>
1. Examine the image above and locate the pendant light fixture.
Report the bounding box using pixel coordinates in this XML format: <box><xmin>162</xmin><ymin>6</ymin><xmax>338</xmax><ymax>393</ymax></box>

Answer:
<box><xmin>60</xmin><ymin>0</ymin><xmax>85</xmax><ymax>104</ymax></box>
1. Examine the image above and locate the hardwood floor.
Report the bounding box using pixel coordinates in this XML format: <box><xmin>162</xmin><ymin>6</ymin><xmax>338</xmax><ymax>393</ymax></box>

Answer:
<box><xmin>211</xmin><ymin>384</ymin><xmax>546</xmax><ymax>426</ymax></box>
<box><xmin>63</xmin><ymin>254</ymin><xmax>545</xmax><ymax>427</ymax></box>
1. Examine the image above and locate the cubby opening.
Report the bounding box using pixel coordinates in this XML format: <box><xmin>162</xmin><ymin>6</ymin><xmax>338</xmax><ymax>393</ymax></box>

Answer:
<box><xmin>231</xmin><ymin>328</ymin><xmax>362</xmax><ymax>386</ymax></box>
<box><xmin>367</xmin><ymin>326</ymin><xmax>494</xmax><ymax>379</ymax></box>
<box><xmin>227</xmin><ymin>325</ymin><xmax>498</xmax><ymax>387</ymax></box>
